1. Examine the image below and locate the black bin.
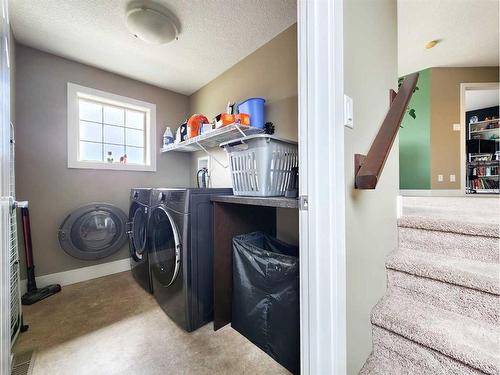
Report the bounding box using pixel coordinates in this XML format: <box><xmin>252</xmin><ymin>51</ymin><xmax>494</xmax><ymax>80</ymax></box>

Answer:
<box><xmin>232</xmin><ymin>232</ymin><xmax>300</xmax><ymax>374</ymax></box>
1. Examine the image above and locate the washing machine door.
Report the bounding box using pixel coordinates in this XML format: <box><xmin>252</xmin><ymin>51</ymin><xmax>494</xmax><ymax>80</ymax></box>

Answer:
<box><xmin>149</xmin><ymin>206</ymin><xmax>181</xmax><ymax>287</ymax></box>
<box><xmin>58</xmin><ymin>203</ymin><xmax>127</xmax><ymax>260</ymax></box>
<box><xmin>128</xmin><ymin>204</ymin><xmax>148</xmax><ymax>261</ymax></box>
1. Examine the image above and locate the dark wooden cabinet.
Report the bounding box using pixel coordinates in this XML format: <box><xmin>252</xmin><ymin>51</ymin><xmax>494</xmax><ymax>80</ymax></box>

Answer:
<box><xmin>211</xmin><ymin>196</ymin><xmax>298</xmax><ymax>330</ymax></box>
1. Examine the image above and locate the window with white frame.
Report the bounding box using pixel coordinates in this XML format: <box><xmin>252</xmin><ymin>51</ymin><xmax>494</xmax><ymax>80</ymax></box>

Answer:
<box><xmin>67</xmin><ymin>83</ymin><xmax>157</xmax><ymax>171</ymax></box>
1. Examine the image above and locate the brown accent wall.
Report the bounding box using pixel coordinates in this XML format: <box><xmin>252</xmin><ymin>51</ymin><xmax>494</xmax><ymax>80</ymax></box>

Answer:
<box><xmin>15</xmin><ymin>45</ymin><xmax>191</xmax><ymax>277</ymax></box>
<box><xmin>430</xmin><ymin>67</ymin><xmax>499</xmax><ymax>189</ymax></box>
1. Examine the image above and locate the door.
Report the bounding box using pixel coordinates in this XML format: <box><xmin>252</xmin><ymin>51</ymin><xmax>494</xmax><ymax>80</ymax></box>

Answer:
<box><xmin>149</xmin><ymin>206</ymin><xmax>181</xmax><ymax>288</ymax></box>
<box><xmin>0</xmin><ymin>0</ymin><xmax>12</xmax><ymax>372</ymax></box>
<box><xmin>128</xmin><ymin>204</ymin><xmax>148</xmax><ymax>261</ymax></box>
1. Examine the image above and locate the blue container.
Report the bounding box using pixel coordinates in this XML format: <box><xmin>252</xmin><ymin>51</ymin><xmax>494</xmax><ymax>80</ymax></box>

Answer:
<box><xmin>237</xmin><ymin>97</ymin><xmax>265</xmax><ymax>129</ymax></box>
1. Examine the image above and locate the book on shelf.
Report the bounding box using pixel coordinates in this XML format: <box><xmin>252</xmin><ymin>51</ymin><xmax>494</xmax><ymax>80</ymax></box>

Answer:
<box><xmin>469</xmin><ymin>177</ymin><xmax>499</xmax><ymax>190</ymax></box>
<box><xmin>469</xmin><ymin>179</ymin><xmax>499</xmax><ymax>190</ymax></box>
<box><xmin>468</xmin><ymin>165</ymin><xmax>499</xmax><ymax>178</ymax></box>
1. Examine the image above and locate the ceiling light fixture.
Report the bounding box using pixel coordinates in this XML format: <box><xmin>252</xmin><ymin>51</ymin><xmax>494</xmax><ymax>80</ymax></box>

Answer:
<box><xmin>126</xmin><ymin>6</ymin><xmax>179</xmax><ymax>45</ymax></box>
<box><xmin>425</xmin><ymin>40</ymin><xmax>439</xmax><ymax>49</ymax></box>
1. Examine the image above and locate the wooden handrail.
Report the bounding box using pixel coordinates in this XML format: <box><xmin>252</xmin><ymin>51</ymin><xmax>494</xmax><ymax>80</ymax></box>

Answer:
<box><xmin>354</xmin><ymin>72</ymin><xmax>419</xmax><ymax>189</ymax></box>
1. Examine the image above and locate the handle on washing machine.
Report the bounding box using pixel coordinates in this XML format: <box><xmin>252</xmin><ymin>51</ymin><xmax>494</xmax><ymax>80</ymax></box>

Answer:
<box><xmin>157</xmin><ymin>206</ymin><xmax>182</xmax><ymax>287</ymax></box>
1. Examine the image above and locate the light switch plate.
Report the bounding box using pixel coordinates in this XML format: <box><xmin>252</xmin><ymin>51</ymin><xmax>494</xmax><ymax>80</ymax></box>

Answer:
<box><xmin>453</xmin><ymin>123</ymin><xmax>461</xmax><ymax>131</ymax></box>
<box><xmin>438</xmin><ymin>174</ymin><xmax>444</xmax><ymax>182</ymax></box>
<box><xmin>344</xmin><ymin>94</ymin><xmax>353</xmax><ymax>129</ymax></box>
<box><xmin>450</xmin><ymin>174</ymin><xmax>456</xmax><ymax>182</ymax></box>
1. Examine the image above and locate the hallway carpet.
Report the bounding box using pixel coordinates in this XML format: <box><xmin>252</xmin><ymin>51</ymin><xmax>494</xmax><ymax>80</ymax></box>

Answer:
<box><xmin>360</xmin><ymin>196</ymin><xmax>500</xmax><ymax>375</ymax></box>
<box><xmin>14</xmin><ymin>271</ymin><xmax>290</xmax><ymax>375</ymax></box>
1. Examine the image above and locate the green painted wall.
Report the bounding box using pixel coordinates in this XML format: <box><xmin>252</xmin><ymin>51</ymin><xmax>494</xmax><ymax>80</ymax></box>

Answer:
<box><xmin>399</xmin><ymin>69</ymin><xmax>431</xmax><ymax>189</ymax></box>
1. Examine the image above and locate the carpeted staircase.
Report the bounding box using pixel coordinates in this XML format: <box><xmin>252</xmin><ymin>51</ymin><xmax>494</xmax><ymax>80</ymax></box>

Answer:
<box><xmin>360</xmin><ymin>197</ymin><xmax>500</xmax><ymax>375</ymax></box>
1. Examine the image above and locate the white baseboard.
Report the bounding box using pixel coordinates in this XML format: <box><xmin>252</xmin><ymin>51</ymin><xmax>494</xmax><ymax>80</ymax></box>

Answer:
<box><xmin>20</xmin><ymin>258</ymin><xmax>131</xmax><ymax>294</ymax></box>
<box><xmin>399</xmin><ymin>189</ymin><xmax>464</xmax><ymax>197</ymax></box>
<box><xmin>397</xmin><ymin>195</ymin><xmax>403</xmax><ymax>218</ymax></box>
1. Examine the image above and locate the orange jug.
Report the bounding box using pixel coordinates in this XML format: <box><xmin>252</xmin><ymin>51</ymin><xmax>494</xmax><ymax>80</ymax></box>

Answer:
<box><xmin>187</xmin><ymin>114</ymin><xmax>209</xmax><ymax>139</ymax></box>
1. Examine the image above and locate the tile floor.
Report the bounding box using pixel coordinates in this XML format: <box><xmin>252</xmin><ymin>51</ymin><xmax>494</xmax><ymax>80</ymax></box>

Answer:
<box><xmin>14</xmin><ymin>271</ymin><xmax>290</xmax><ymax>375</ymax></box>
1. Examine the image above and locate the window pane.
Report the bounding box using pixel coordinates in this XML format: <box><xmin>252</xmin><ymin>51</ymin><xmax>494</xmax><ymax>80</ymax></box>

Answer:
<box><xmin>103</xmin><ymin>105</ymin><xmax>124</xmax><ymax>126</ymax></box>
<box><xmin>80</xmin><ymin>121</ymin><xmax>102</xmax><ymax>142</ymax></box>
<box><xmin>126</xmin><ymin>110</ymin><xmax>145</xmax><ymax>130</ymax></box>
<box><xmin>80</xmin><ymin>141</ymin><xmax>102</xmax><ymax>162</ymax></box>
<box><xmin>79</xmin><ymin>100</ymin><xmax>102</xmax><ymax>123</ymax></box>
<box><xmin>104</xmin><ymin>144</ymin><xmax>125</xmax><ymax>163</ymax></box>
<box><xmin>126</xmin><ymin>128</ymin><xmax>144</xmax><ymax>147</ymax></box>
<box><xmin>126</xmin><ymin>146</ymin><xmax>144</xmax><ymax>165</ymax></box>
<box><xmin>104</xmin><ymin>125</ymin><xmax>124</xmax><ymax>145</ymax></box>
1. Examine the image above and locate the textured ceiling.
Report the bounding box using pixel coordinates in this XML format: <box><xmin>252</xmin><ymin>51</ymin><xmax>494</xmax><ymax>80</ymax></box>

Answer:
<box><xmin>398</xmin><ymin>0</ymin><xmax>499</xmax><ymax>76</ymax></box>
<box><xmin>10</xmin><ymin>0</ymin><xmax>296</xmax><ymax>95</ymax></box>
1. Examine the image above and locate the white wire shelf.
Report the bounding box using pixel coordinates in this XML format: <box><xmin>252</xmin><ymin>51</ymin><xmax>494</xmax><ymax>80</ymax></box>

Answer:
<box><xmin>467</xmin><ymin>160</ymin><xmax>499</xmax><ymax>166</ymax></box>
<box><xmin>469</xmin><ymin>119</ymin><xmax>499</xmax><ymax>126</ymax></box>
<box><xmin>160</xmin><ymin>123</ymin><xmax>264</xmax><ymax>153</ymax></box>
<box><xmin>470</xmin><ymin>128</ymin><xmax>499</xmax><ymax>134</ymax></box>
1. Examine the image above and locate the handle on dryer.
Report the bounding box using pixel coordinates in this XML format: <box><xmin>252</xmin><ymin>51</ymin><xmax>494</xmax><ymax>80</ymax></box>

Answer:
<box><xmin>167</xmin><ymin>243</ymin><xmax>182</xmax><ymax>287</ymax></box>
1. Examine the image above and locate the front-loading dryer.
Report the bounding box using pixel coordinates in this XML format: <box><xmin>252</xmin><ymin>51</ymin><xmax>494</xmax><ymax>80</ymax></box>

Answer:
<box><xmin>128</xmin><ymin>188</ymin><xmax>153</xmax><ymax>293</ymax></box>
<box><xmin>148</xmin><ymin>188</ymin><xmax>232</xmax><ymax>332</ymax></box>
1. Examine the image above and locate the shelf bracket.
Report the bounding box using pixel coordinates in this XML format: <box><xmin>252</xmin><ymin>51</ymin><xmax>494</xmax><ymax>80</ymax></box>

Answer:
<box><xmin>195</xmin><ymin>141</ymin><xmax>229</xmax><ymax>169</ymax></box>
<box><xmin>235</xmin><ymin>123</ymin><xmax>246</xmax><ymax>138</ymax></box>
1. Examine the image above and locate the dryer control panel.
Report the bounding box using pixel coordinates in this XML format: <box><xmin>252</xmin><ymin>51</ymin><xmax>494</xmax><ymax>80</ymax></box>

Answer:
<box><xmin>151</xmin><ymin>189</ymin><xmax>188</xmax><ymax>213</ymax></box>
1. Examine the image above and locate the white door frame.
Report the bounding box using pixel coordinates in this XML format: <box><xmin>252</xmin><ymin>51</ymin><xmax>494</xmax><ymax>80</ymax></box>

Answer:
<box><xmin>298</xmin><ymin>1</ymin><xmax>346</xmax><ymax>374</ymax></box>
<box><xmin>0</xmin><ymin>1</ymin><xmax>348</xmax><ymax>373</ymax></box>
<box><xmin>459</xmin><ymin>82</ymin><xmax>499</xmax><ymax>194</ymax></box>
<box><xmin>0</xmin><ymin>0</ymin><xmax>11</xmax><ymax>373</ymax></box>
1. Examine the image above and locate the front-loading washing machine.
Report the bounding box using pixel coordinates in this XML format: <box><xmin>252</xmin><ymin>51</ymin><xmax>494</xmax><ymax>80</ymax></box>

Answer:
<box><xmin>148</xmin><ymin>188</ymin><xmax>232</xmax><ymax>332</ymax></box>
<box><xmin>128</xmin><ymin>188</ymin><xmax>153</xmax><ymax>293</ymax></box>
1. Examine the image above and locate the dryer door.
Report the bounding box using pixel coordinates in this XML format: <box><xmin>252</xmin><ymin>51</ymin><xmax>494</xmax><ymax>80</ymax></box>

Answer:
<box><xmin>128</xmin><ymin>204</ymin><xmax>148</xmax><ymax>261</ymax></box>
<box><xmin>149</xmin><ymin>206</ymin><xmax>181</xmax><ymax>287</ymax></box>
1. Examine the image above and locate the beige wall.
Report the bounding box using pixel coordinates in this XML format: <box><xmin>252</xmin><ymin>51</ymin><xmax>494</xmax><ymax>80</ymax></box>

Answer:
<box><xmin>430</xmin><ymin>67</ymin><xmax>499</xmax><ymax>189</ymax></box>
<box><xmin>15</xmin><ymin>45</ymin><xmax>191</xmax><ymax>278</ymax></box>
<box><xmin>344</xmin><ymin>0</ymin><xmax>398</xmax><ymax>373</ymax></box>
<box><xmin>188</xmin><ymin>24</ymin><xmax>299</xmax><ymax>245</ymax></box>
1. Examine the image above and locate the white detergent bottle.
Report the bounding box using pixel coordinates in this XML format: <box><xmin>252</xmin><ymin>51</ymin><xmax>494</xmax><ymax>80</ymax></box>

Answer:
<box><xmin>163</xmin><ymin>126</ymin><xmax>174</xmax><ymax>147</ymax></box>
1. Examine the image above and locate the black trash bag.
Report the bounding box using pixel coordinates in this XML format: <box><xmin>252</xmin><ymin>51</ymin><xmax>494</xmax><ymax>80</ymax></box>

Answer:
<box><xmin>232</xmin><ymin>232</ymin><xmax>300</xmax><ymax>374</ymax></box>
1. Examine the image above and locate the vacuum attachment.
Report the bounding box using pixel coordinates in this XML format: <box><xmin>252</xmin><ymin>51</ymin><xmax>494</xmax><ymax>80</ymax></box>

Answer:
<box><xmin>22</xmin><ymin>284</ymin><xmax>62</xmax><ymax>305</ymax></box>
<box><xmin>20</xmin><ymin>204</ymin><xmax>61</xmax><ymax>305</ymax></box>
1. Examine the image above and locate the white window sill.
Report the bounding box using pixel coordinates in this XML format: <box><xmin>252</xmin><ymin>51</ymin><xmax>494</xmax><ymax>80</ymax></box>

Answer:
<box><xmin>68</xmin><ymin>161</ymin><xmax>156</xmax><ymax>172</ymax></box>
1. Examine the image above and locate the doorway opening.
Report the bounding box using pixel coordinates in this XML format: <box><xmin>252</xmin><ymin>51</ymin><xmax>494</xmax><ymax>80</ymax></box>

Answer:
<box><xmin>460</xmin><ymin>83</ymin><xmax>499</xmax><ymax>195</ymax></box>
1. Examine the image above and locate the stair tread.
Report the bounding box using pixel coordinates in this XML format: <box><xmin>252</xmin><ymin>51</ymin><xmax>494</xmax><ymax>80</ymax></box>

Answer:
<box><xmin>371</xmin><ymin>290</ymin><xmax>499</xmax><ymax>374</ymax></box>
<box><xmin>386</xmin><ymin>249</ymin><xmax>499</xmax><ymax>295</ymax></box>
<box><xmin>360</xmin><ymin>349</ymin><xmax>481</xmax><ymax>375</ymax></box>
<box><xmin>360</xmin><ymin>353</ymin><xmax>412</xmax><ymax>375</ymax></box>
<box><xmin>402</xmin><ymin>197</ymin><xmax>499</xmax><ymax>226</ymax></box>
<box><xmin>398</xmin><ymin>215</ymin><xmax>499</xmax><ymax>238</ymax></box>
<box><xmin>366</xmin><ymin>325</ymin><xmax>486</xmax><ymax>375</ymax></box>
<box><xmin>398</xmin><ymin>226</ymin><xmax>499</xmax><ymax>264</ymax></box>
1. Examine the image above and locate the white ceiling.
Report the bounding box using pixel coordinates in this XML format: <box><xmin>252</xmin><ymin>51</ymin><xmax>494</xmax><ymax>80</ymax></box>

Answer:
<box><xmin>10</xmin><ymin>0</ymin><xmax>296</xmax><ymax>95</ymax></box>
<box><xmin>398</xmin><ymin>0</ymin><xmax>499</xmax><ymax>76</ymax></box>
<box><xmin>465</xmin><ymin>89</ymin><xmax>499</xmax><ymax>111</ymax></box>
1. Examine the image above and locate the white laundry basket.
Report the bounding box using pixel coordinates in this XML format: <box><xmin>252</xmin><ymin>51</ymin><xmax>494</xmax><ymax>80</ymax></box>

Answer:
<box><xmin>220</xmin><ymin>134</ymin><xmax>298</xmax><ymax>197</ymax></box>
